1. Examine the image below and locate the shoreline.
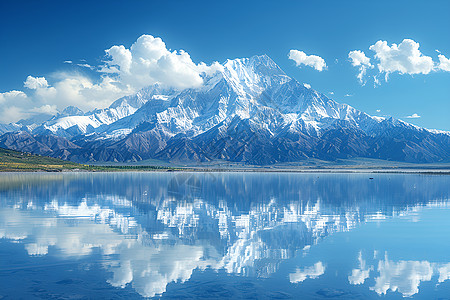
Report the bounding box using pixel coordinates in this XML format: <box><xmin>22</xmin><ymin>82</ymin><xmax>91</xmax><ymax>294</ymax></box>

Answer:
<box><xmin>1</xmin><ymin>167</ymin><xmax>450</xmax><ymax>175</ymax></box>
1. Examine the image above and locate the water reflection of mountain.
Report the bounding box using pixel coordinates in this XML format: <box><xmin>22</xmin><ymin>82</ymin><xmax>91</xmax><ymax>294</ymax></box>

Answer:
<box><xmin>2</xmin><ymin>172</ymin><xmax>450</xmax><ymax>210</ymax></box>
<box><xmin>0</xmin><ymin>173</ymin><xmax>449</xmax><ymax>298</ymax></box>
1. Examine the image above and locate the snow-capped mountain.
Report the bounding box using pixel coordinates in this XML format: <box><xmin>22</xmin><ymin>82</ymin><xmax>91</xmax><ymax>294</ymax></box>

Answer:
<box><xmin>30</xmin><ymin>86</ymin><xmax>172</xmax><ymax>138</ymax></box>
<box><xmin>1</xmin><ymin>54</ymin><xmax>450</xmax><ymax>164</ymax></box>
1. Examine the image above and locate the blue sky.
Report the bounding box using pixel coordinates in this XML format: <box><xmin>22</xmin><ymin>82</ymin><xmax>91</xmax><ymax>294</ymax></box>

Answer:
<box><xmin>0</xmin><ymin>0</ymin><xmax>449</xmax><ymax>129</ymax></box>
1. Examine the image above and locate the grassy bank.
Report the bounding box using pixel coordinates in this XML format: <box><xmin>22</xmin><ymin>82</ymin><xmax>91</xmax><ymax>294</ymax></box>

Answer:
<box><xmin>1</xmin><ymin>147</ymin><xmax>450</xmax><ymax>174</ymax></box>
<box><xmin>0</xmin><ymin>147</ymin><xmax>174</xmax><ymax>172</ymax></box>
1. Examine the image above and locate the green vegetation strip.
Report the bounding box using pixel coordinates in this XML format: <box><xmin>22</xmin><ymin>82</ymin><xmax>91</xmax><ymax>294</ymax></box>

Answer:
<box><xmin>0</xmin><ymin>147</ymin><xmax>175</xmax><ymax>172</ymax></box>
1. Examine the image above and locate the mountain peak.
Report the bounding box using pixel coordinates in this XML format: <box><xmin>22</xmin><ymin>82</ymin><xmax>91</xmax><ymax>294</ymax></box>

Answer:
<box><xmin>3</xmin><ymin>54</ymin><xmax>449</xmax><ymax>165</ymax></box>
<box><xmin>61</xmin><ymin>106</ymin><xmax>84</xmax><ymax>116</ymax></box>
<box><xmin>249</xmin><ymin>54</ymin><xmax>278</xmax><ymax>66</ymax></box>
<box><xmin>223</xmin><ymin>54</ymin><xmax>285</xmax><ymax>76</ymax></box>
<box><xmin>219</xmin><ymin>54</ymin><xmax>288</xmax><ymax>96</ymax></box>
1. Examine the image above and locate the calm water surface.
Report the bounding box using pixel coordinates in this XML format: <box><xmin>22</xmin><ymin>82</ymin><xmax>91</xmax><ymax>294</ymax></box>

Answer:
<box><xmin>0</xmin><ymin>172</ymin><xmax>449</xmax><ymax>299</ymax></box>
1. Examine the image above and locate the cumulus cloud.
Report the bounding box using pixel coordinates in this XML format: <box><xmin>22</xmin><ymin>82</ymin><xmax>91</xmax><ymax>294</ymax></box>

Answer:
<box><xmin>349</xmin><ymin>39</ymin><xmax>450</xmax><ymax>84</ymax></box>
<box><xmin>0</xmin><ymin>90</ymin><xmax>27</xmax><ymax>103</ymax></box>
<box><xmin>348</xmin><ymin>50</ymin><xmax>373</xmax><ymax>84</ymax></box>
<box><xmin>370</xmin><ymin>39</ymin><xmax>434</xmax><ymax>79</ymax></box>
<box><xmin>24</xmin><ymin>76</ymin><xmax>49</xmax><ymax>89</ymax></box>
<box><xmin>44</xmin><ymin>73</ymin><xmax>129</xmax><ymax>110</ymax></box>
<box><xmin>30</xmin><ymin>104</ymin><xmax>58</xmax><ymax>115</ymax></box>
<box><xmin>438</xmin><ymin>54</ymin><xmax>450</xmax><ymax>71</ymax></box>
<box><xmin>288</xmin><ymin>50</ymin><xmax>327</xmax><ymax>71</ymax></box>
<box><xmin>0</xmin><ymin>73</ymin><xmax>131</xmax><ymax>123</ymax></box>
<box><xmin>0</xmin><ymin>34</ymin><xmax>222</xmax><ymax>124</ymax></box>
<box><xmin>406</xmin><ymin>113</ymin><xmax>421</xmax><ymax>119</ymax></box>
<box><xmin>102</xmin><ymin>34</ymin><xmax>223</xmax><ymax>90</ymax></box>
<box><xmin>0</xmin><ymin>90</ymin><xmax>30</xmax><ymax>123</ymax></box>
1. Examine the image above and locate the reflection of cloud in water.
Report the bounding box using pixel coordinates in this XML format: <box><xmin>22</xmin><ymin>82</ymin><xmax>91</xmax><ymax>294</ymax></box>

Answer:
<box><xmin>438</xmin><ymin>263</ymin><xmax>450</xmax><ymax>283</ymax></box>
<box><xmin>346</xmin><ymin>251</ymin><xmax>450</xmax><ymax>297</ymax></box>
<box><xmin>0</xmin><ymin>207</ymin><xmax>123</xmax><ymax>257</ymax></box>
<box><xmin>289</xmin><ymin>262</ymin><xmax>325</xmax><ymax>283</ymax></box>
<box><xmin>0</xmin><ymin>196</ymin><xmax>355</xmax><ymax>297</ymax></box>
<box><xmin>348</xmin><ymin>251</ymin><xmax>373</xmax><ymax>285</ymax></box>
<box><xmin>1</xmin><ymin>184</ymin><xmax>450</xmax><ymax>298</ymax></box>
<box><xmin>106</xmin><ymin>242</ymin><xmax>218</xmax><ymax>297</ymax></box>
<box><xmin>0</xmin><ymin>205</ymin><xmax>219</xmax><ymax>298</ymax></box>
<box><xmin>371</xmin><ymin>253</ymin><xmax>434</xmax><ymax>297</ymax></box>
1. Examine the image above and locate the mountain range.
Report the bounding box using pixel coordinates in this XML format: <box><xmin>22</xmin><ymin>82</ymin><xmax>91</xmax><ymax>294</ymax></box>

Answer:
<box><xmin>1</xmin><ymin>54</ymin><xmax>450</xmax><ymax>165</ymax></box>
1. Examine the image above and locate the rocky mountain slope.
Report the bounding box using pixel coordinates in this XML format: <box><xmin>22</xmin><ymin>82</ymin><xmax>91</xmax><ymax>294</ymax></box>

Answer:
<box><xmin>1</xmin><ymin>55</ymin><xmax>450</xmax><ymax>164</ymax></box>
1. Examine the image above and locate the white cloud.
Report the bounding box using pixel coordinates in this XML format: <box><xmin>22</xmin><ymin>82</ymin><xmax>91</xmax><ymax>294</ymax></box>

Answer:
<box><xmin>349</xmin><ymin>50</ymin><xmax>372</xmax><ymax>67</ymax></box>
<box><xmin>350</xmin><ymin>39</ymin><xmax>450</xmax><ymax>85</ymax></box>
<box><xmin>348</xmin><ymin>50</ymin><xmax>373</xmax><ymax>84</ymax></box>
<box><xmin>77</xmin><ymin>63</ymin><xmax>94</xmax><ymax>69</ymax></box>
<box><xmin>0</xmin><ymin>90</ymin><xmax>30</xmax><ymax>123</ymax></box>
<box><xmin>303</xmin><ymin>83</ymin><xmax>311</xmax><ymax>89</ymax></box>
<box><xmin>373</xmin><ymin>75</ymin><xmax>380</xmax><ymax>86</ymax></box>
<box><xmin>329</xmin><ymin>91</ymin><xmax>334</xmax><ymax>95</ymax></box>
<box><xmin>30</xmin><ymin>104</ymin><xmax>58</xmax><ymax>115</ymax></box>
<box><xmin>369</xmin><ymin>39</ymin><xmax>434</xmax><ymax>79</ymax></box>
<box><xmin>344</xmin><ymin>94</ymin><xmax>352</xmax><ymax>97</ymax></box>
<box><xmin>0</xmin><ymin>73</ymin><xmax>131</xmax><ymax>123</ymax></box>
<box><xmin>288</xmin><ymin>50</ymin><xmax>327</xmax><ymax>71</ymax></box>
<box><xmin>24</xmin><ymin>76</ymin><xmax>49</xmax><ymax>89</ymax></box>
<box><xmin>406</xmin><ymin>113</ymin><xmax>421</xmax><ymax>119</ymax></box>
<box><xmin>102</xmin><ymin>34</ymin><xmax>223</xmax><ymax>90</ymax></box>
<box><xmin>0</xmin><ymin>90</ymin><xmax>27</xmax><ymax>103</ymax></box>
<box><xmin>104</xmin><ymin>45</ymin><xmax>132</xmax><ymax>74</ymax></box>
<box><xmin>376</xmin><ymin>109</ymin><xmax>381</xmax><ymax>113</ymax></box>
<box><xmin>0</xmin><ymin>34</ymin><xmax>223</xmax><ymax>124</ymax></box>
<box><xmin>438</xmin><ymin>54</ymin><xmax>450</xmax><ymax>72</ymax></box>
<box><xmin>289</xmin><ymin>262</ymin><xmax>325</xmax><ymax>283</ymax></box>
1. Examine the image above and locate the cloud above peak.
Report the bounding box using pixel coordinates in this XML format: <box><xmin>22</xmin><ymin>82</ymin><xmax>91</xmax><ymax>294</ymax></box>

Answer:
<box><xmin>0</xmin><ymin>34</ymin><xmax>222</xmax><ymax>123</ymax></box>
<box><xmin>102</xmin><ymin>34</ymin><xmax>223</xmax><ymax>90</ymax></box>
<box><xmin>406</xmin><ymin>113</ymin><xmax>421</xmax><ymax>119</ymax></box>
<box><xmin>288</xmin><ymin>50</ymin><xmax>327</xmax><ymax>71</ymax></box>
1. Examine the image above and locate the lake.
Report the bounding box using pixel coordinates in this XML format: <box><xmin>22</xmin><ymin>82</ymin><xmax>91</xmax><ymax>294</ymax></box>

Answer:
<box><xmin>0</xmin><ymin>172</ymin><xmax>449</xmax><ymax>299</ymax></box>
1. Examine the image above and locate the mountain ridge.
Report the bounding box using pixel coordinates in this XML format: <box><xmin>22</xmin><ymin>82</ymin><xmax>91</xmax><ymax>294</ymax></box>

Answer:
<box><xmin>1</xmin><ymin>54</ymin><xmax>450</xmax><ymax>164</ymax></box>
